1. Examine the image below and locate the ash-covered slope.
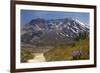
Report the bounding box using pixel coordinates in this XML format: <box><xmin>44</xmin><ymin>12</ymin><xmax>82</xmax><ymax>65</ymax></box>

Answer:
<box><xmin>21</xmin><ymin>18</ymin><xmax>89</xmax><ymax>46</ymax></box>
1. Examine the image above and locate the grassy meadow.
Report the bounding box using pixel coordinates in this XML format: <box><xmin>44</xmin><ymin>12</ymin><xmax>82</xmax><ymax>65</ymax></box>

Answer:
<box><xmin>44</xmin><ymin>38</ymin><xmax>89</xmax><ymax>61</ymax></box>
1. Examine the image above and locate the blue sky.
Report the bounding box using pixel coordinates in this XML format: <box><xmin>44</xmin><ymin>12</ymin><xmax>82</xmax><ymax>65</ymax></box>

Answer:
<box><xmin>21</xmin><ymin>9</ymin><xmax>90</xmax><ymax>26</ymax></box>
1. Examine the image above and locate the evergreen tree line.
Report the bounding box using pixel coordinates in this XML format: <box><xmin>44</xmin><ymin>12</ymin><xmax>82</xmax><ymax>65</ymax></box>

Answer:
<box><xmin>75</xmin><ymin>32</ymin><xmax>89</xmax><ymax>41</ymax></box>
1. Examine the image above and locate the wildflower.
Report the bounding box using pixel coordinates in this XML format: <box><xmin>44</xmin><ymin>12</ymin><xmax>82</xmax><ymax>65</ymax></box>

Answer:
<box><xmin>71</xmin><ymin>50</ymin><xmax>82</xmax><ymax>60</ymax></box>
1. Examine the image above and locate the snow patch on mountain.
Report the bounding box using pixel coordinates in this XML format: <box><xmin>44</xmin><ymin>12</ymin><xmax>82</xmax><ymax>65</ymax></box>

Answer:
<box><xmin>73</xmin><ymin>18</ymin><xmax>89</xmax><ymax>28</ymax></box>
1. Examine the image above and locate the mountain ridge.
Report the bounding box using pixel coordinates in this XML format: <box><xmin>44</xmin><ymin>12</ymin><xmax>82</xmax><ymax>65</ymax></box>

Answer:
<box><xmin>21</xmin><ymin>17</ymin><xmax>89</xmax><ymax>47</ymax></box>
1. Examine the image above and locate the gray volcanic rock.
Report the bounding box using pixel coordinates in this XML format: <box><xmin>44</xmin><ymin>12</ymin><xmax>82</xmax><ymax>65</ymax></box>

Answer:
<box><xmin>21</xmin><ymin>18</ymin><xmax>89</xmax><ymax>46</ymax></box>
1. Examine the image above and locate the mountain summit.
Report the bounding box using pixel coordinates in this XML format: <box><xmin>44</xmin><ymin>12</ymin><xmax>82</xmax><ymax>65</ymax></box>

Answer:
<box><xmin>21</xmin><ymin>18</ymin><xmax>89</xmax><ymax>46</ymax></box>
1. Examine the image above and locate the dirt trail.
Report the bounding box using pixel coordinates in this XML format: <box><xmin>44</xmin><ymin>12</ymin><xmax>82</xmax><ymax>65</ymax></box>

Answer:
<box><xmin>27</xmin><ymin>53</ymin><xmax>46</xmax><ymax>63</ymax></box>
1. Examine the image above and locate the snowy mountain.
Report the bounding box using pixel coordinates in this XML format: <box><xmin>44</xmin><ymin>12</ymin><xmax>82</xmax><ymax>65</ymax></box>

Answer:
<box><xmin>21</xmin><ymin>18</ymin><xmax>89</xmax><ymax>46</ymax></box>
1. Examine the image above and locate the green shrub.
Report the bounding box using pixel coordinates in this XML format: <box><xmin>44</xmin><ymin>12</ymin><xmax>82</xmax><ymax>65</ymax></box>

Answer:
<box><xmin>21</xmin><ymin>49</ymin><xmax>34</xmax><ymax>62</ymax></box>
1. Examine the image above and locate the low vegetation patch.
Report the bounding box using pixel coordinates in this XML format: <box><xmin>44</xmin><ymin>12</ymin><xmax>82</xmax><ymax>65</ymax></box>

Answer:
<box><xmin>21</xmin><ymin>49</ymin><xmax>34</xmax><ymax>62</ymax></box>
<box><xmin>44</xmin><ymin>39</ymin><xmax>89</xmax><ymax>61</ymax></box>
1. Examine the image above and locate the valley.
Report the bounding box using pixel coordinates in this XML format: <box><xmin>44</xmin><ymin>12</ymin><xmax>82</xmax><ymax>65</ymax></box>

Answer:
<box><xmin>21</xmin><ymin>18</ymin><xmax>89</xmax><ymax>63</ymax></box>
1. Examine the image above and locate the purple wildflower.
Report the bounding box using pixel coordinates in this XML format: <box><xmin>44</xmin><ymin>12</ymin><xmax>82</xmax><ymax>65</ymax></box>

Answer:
<box><xmin>71</xmin><ymin>50</ymin><xmax>82</xmax><ymax>60</ymax></box>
